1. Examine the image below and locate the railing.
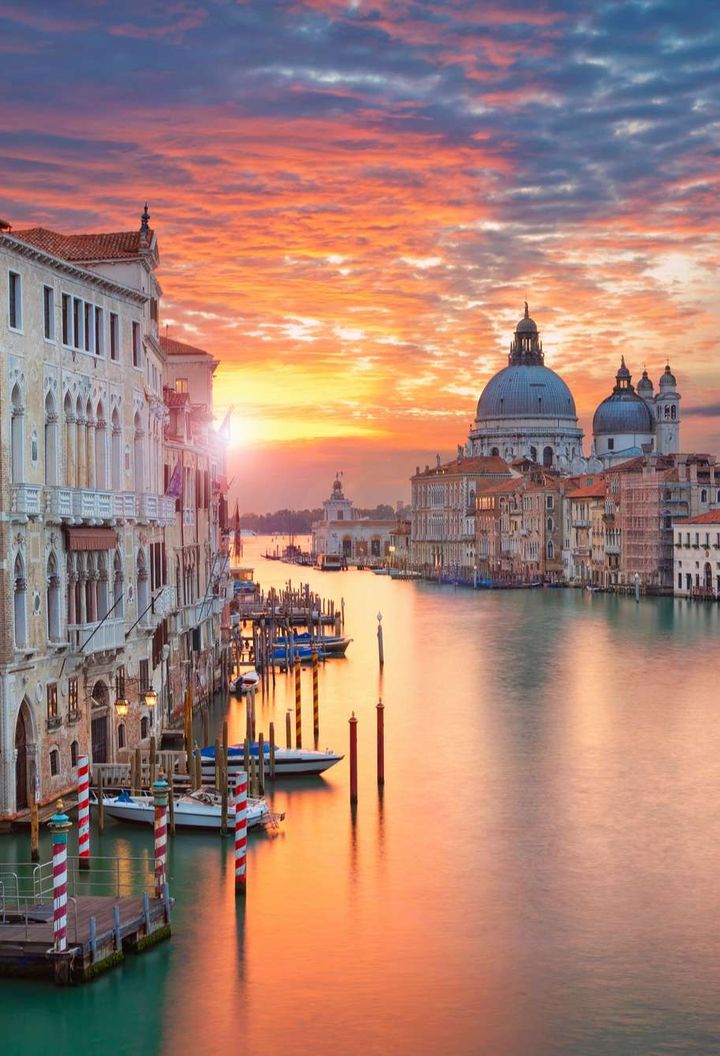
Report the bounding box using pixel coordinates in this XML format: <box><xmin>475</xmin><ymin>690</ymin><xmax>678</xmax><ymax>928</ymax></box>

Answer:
<box><xmin>10</xmin><ymin>484</ymin><xmax>42</xmax><ymax>517</ymax></box>
<box><xmin>604</xmin><ymin>543</ymin><xmax>620</xmax><ymax>554</ymax></box>
<box><xmin>45</xmin><ymin>486</ymin><xmax>73</xmax><ymax>519</ymax></box>
<box><xmin>68</xmin><ymin>616</ymin><xmax>125</xmax><ymax>654</ymax></box>
<box><xmin>152</xmin><ymin>585</ymin><xmax>177</xmax><ymax>618</ymax></box>
<box><xmin>94</xmin><ymin>752</ymin><xmax>189</xmax><ymax>786</ymax></box>
<box><xmin>114</xmin><ymin>492</ymin><xmax>137</xmax><ymax>519</ymax></box>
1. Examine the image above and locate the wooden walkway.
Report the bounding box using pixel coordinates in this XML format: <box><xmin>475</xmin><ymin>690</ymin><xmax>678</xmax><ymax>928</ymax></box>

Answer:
<box><xmin>0</xmin><ymin>891</ymin><xmax>171</xmax><ymax>984</ymax></box>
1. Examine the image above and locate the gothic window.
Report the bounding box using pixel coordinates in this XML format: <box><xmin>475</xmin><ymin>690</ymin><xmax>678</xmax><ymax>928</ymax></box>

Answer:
<box><xmin>136</xmin><ymin>548</ymin><xmax>149</xmax><ymax>617</ymax></box>
<box><xmin>134</xmin><ymin>411</ymin><xmax>144</xmax><ymax>493</ymax></box>
<box><xmin>47</xmin><ymin>553</ymin><xmax>61</xmax><ymax>640</ymax></box>
<box><xmin>701</xmin><ymin>489</ymin><xmax>707</xmax><ymax>503</ymax></box>
<box><xmin>14</xmin><ymin>553</ymin><xmax>27</xmax><ymax>648</ymax></box>
<box><xmin>45</xmin><ymin>391</ymin><xmax>58</xmax><ymax>485</ymax></box>
<box><xmin>50</xmin><ymin>749</ymin><xmax>59</xmax><ymax>777</ymax></box>
<box><xmin>10</xmin><ymin>383</ymin><xmax>24</xmax><ymax>484</ymax></box>
<box><xmin>118</xmin><ymin>723</ymin><xmax>126</xmax><ymax>749</ymax></box>
<box><xmin>543</xmin><ymin>447</ymin><xmax>553</xmax><ymax>469</ymax></box>
<box><xmin>95</xmin><ymin>401</ymin><xmax>107</xmax><ymax>488</ymax></box>
<box><xmin>530</xmin><ymin>446</ymin><xmax>537</xmax><ymax>462</ymax></box>
<box><xmin>140</xmin><ymin>716</ymin><xmax>149</xmax><ymax>739</ymax></box>
<box><xmin>47</xmin><ymin>683</ymin><xmax>58</xmax><ymax>720</ymax></box>
<box><xmin>111</xmin><ymin>407</ymin><xmax>122</xmax><ymax>490</ymax></box>
<box><xmin>71</xmin><ymin>740</ymin><xmax>79</xmax><ymax>767</ymax></box>
<box><xmin>113</xmin><ymin>550</ymin><xmax>124</xmax><ymax>617</ymax></box>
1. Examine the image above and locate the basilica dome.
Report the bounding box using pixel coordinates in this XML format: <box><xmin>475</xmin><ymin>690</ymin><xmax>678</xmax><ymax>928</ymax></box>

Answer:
<box><xmin>592</xmin><ymin>358</ymin><xmax>653</xmax><ymax>435</ymax></box>
<box><xmin>476</xmin><ymin>364</ymin><xmax>577</xmax><ymax>421</ymax></box>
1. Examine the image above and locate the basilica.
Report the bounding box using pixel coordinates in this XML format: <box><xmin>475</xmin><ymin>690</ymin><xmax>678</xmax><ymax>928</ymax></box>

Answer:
<box><xmin>468</xmin><ymin>304</ymin><xmax>681</xmax><ymax>469</ymax></box>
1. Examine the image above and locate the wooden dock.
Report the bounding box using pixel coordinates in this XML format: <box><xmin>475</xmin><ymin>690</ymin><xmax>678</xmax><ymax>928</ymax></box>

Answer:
<box><xmin>0</xmin><ymin>857</ymin><xmax>172</xmax><ymax>984</ymax></box>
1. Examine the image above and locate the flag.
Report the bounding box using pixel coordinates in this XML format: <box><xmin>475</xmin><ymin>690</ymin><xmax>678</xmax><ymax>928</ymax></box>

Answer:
<box><xmin>166</xmin><ymin>461</ymin><xmax>183</xmax><ymax>498</ymax></box>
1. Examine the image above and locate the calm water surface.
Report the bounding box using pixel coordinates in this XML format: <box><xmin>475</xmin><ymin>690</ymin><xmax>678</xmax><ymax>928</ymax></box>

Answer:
<box><xmin>3</xmin><ymin>537</ymin><xmax>720</xmax><ymax>1055</ymax></box>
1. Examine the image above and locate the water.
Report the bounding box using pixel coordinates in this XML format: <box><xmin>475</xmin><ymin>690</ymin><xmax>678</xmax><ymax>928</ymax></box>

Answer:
<box><xmin>3</xmin><ymin>537</ymin><xmax>720</xmax><ymax>1055</ymax></box>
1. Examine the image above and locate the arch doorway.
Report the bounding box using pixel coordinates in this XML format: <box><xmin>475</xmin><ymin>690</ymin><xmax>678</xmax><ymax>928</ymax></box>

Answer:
<box><xmin>15</xmin><ymin>704</ymin><xmax>31</xmax><ymax>810</ymax></box>
<box><xmin>704</xmin><ymin>562</ymin><xmax>712</xmax><ymax>592</ymax></box>
<box><xmin>91</xmin><ymin>680</ymin><xmax>109</xmax><ymax>763</ymax></box>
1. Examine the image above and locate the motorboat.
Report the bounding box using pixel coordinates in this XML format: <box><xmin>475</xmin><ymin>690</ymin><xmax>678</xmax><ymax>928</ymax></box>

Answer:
<box><xmin>317</xmin><ymin>554</ymin><xmax>345</xmax><ymax>571</ymax></box>
<box><xmin>230</xmin><ymin>669</ymin><xmax>260</xmax><ymax>695</ymax></box>
<box><xmin>273</xmin><ymin>632</ymin><xmax>352</xmax><ymax>657</ymax></box>
<box><xmin>270</xmin><ymin>644</ymin><xmax>329</xmax><ymax>666</ymax></box>
<box><xmin>372</xmin><ymin>567</ymin><xmax>390</xmax><ymax>575</ymax></box>
<box><xmin>93</xmin><ymin>788</ymin><xmax>278</xmax><ymax>831</ymax></box>
<box><xmin>201</xmin><ymin>742</ymin><xmax>343</xmax><ymax>777</ymax></box>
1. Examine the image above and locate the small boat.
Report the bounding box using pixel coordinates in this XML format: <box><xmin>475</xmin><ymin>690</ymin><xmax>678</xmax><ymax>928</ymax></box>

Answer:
<box><xmin>201</xmin><ymin>743</ymin><xmax>343</xmax><ymax>777</ymax></box>
<box><xmin>94</xmin><ymin>789</ymin><xmax>278</xmax><ymax>831</ymax></box>
<box><xmin>372</xmin><ymin>567</ymin><xmax>390</xmax><ymax>575</ymax></box>
<box><xmin>230</xmin><ymin>669</ymin><xmax>260</xmax><ymax>694</ymax></box>
<box><xmin>231</xmin><ymin>567</ymin><xmax>258</xmax><ymax>595</ymax></box>
<box><xmin>270</xmin><ymin>644</ymin><xmax>329</xmax><ymax>665</ymax></box>
<box><xmin>273</xmin><ymin>633</ymin><xmax>352</xmax><ymax>656</ymax></box>
<box><xmin>317</xmin><ymin>554</ymin><xmax>345</xmax><ymax>571</ymax></box>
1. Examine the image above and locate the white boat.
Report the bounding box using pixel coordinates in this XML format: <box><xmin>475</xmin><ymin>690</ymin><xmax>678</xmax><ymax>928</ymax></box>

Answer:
<box><xmin>230</xmin><ymin>669</ymin><xmax>260</xmax><ymax>695</ymax></box>
<box><xmin>372</xmin><ymin>567</ymin><xmax>390</xmax><ymax>575</ymax></box>
<box><xmin>93</xmin><ymin>789</ymin><xmax>277</xmax><ymax>831</ymax></box>
<box><xmin>201</xmin><ymin>743</ymin><xmax>343</xmax><ymax>777</ymax></box>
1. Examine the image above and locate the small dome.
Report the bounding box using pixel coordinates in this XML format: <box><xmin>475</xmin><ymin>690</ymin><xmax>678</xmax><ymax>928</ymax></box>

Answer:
<box><xmin>476</xmin><ymin>364</ymin><xmax>577</xmax><ymax>421</ymax></box>
<box><xmin>637</xmin><ymin>369</ymin><xmax>653</xmax><ymax>395</ymax></box>
<box><xmin>515</xmin><ymin>301</ymin><xmax>538</xmax><ymax>334</ymax></box>
<box><xmin>593</xmin><ymin>392</ymin><xmax>653</xmax><ymax>435</ymax></box>
<box><xmin>659</xmin><ymin>364</ymin><xmax>676</xmax><ymax>388</ymax></box>
<box><xmin>616</xmin><ymin>356</ymin><xmax>631</xmax><ymax>381</ymax></box>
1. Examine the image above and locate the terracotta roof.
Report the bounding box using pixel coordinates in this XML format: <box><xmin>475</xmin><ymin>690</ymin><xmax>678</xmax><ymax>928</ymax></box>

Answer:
<box><xmin>12</xmin><ymin>226</ymin><xmax>153</xmax><ymax>261</ymax></box>
<box><xmin>569</xmin><ymin>481</ymin><xmax>606</xmax><ymax>499</ymax></box>
<box><xmin>414</xmin><ymin>456</ymin><xmax>510</xmax><ymax>478</ymax></box>
<box><xmin>683</xmin><ymin>510</ymin><xmax>720</xmax><ymax>524</ymax></box>
<box><xmin>480</xmin><ymin>478</ymin><xmax>525</xmax><ymax>496</ymax></box>
<box><xmin>160</xmin><ymin>335</ymin><xmax>213</xmax><ymax>359</ymax></box>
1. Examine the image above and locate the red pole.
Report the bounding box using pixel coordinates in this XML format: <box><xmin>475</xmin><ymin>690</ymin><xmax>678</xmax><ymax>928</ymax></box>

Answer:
<box><xmin>376</xmin><ymin>699</ymin><xmax>384</xmax><ymax>786</ymax></box>
<box><xmin>349</xmin><ymin>712</ymin><xmax>358</xmax><ymax>803</ymax></box>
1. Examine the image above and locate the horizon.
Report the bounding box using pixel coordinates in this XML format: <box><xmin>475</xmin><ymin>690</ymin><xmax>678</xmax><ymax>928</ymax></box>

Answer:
<box><xmin>3</xmin><ymin>1</ymin><xmax>719</xmax><ymax>509</ymax></box>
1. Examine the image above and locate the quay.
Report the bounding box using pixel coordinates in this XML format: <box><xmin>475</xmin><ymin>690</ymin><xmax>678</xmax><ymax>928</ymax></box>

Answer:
<box><xmin>0</xmin><ymin>856</ymin><xmax>172</xmax><ymax>985</ymax></box>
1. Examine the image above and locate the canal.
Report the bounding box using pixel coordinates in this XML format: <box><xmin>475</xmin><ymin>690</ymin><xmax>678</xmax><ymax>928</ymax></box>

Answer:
<box><xmin>3</xmin><ymin>537</ymin><xmax>720</xmax><ymax>1055</ymax></box>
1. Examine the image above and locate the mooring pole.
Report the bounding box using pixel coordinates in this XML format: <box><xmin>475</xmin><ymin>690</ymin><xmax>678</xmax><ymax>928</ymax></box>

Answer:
<box><xmin>77</xmin><ymin>755</ymin><xmax>91</xmax><ymax>870</ymax></box>
<box><xmin>48</xmin><ymin>800</ymin><xmax>72</xmax><ymax>952</ymax></box>
<box><xmin>377</xmin><ymin>611</ymin><xmax>384</xmax><ymax>668</ymax></box>
<box><xmin>349</xmin><ymin>712</ymin><xmax>358</xmax><ymax>803</ymax></box>
<box><xmin>376</xmin><ymin>698</ymin><xmax>385</xmax><ymax>787</ymax></box>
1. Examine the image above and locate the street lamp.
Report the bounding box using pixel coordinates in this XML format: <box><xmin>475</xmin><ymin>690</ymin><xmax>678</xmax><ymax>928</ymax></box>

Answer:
<box><xmin>114</xmin><ymin>697</ymin><xmax>129</xmax><ymax>718</ymax></box>
<box><xmin>144</xmin><ymin>689</ymin><xmax>158</xmax><ymax>710</ymax></box>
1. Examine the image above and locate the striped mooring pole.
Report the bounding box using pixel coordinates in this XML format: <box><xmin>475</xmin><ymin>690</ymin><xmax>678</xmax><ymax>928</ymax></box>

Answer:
<box><xmin>153</xmin><ymin>776</ymin><xmax>169</xmax><ymax>899</ymax></box>
<box><xmin>294</xmin><ymin>654</ymin><xmax>302</xmax><ymax>749</ymax></box>
<box><xmin>77</xmin><ymin>755</ymin><xmax>91</xmax><ymax>870</ymax></box>
<box><xmin>312</xmin><ymin>647</ymin><xmax>319</xmax><ymax>743</ymax></box>
<box><xmin>349</xmin><ymin>712</ymin><xmax>358</xmax><ymax>803</ymax></box>
<box><xmin>234</xmin><ymin>771</ymin><xmax>248</xmax><ymax>896</ymax></box>
<box><xmin>48</xmin><ymin>800</ymin><xmax>72</xmax><ymax>952</ymax></box>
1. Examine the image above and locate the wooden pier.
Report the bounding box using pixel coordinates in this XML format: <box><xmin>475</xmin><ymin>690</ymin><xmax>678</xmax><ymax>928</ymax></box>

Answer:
<box><xmin>0</xmin><ymin>856</ymin><xmax>172</xmax><ymax>984</ymax></box>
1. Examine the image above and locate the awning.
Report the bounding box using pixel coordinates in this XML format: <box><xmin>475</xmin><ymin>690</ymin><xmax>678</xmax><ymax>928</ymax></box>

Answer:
<box><xmin>64</xmin><ymin>527</ymin><xmax>118</xmax><ymax>552</ymax></box>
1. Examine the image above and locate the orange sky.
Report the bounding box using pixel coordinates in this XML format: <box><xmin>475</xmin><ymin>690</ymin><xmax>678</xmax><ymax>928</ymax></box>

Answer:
<box><xmin>2</xmin><ymin>1</ymin><xmax>719</xmax><ymax>509</ymax></box>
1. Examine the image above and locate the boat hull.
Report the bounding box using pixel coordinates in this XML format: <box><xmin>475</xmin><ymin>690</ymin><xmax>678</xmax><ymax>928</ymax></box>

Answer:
<box><xmin>95</xmin><ymin>795</ymin><xmax>270</xmax><ymax>831</ymax></box>
<box><xmin>201</xmin><ymin>747</ymin><xmax>343</xmax><ymax>777</ymax></box>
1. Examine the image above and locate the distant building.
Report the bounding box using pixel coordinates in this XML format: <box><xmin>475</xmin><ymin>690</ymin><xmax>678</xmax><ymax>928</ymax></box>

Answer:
<box><xmin>673</xmin><ymin>511</ymin><xmax>720</xmax><ymax>598</ymax></box>
<box><xmin>311</xmin><ymin>476</ymin><xmax>398</xmax><ymax>563</ymax></box>
<box><xmin>592</xmin><ymin>360</ymin><xmax>681</xmax><ymax>463</ymax></box>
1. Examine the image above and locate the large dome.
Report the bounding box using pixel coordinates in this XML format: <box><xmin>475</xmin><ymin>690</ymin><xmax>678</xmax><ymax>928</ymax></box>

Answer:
<box><xmin>593</xmin><ymin>392</ymin><xmax>653</xmax><ymax>435</ymax></box>
<box><xmin>476</xmin><ymin>364</ymin><xmax>577</xmax><ymax>421</ymax></box>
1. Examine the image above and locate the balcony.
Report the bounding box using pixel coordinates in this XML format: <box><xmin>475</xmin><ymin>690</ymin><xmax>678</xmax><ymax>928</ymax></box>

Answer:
<box><xmin>151</xmin><ymin>585</ymin><xmax>177</xmax><ymax>618</ymax></box>
<box><xmin>68</xmin><ymin>616</ymin><xmax>125</xmax><ymax>655</ymax></box>
<box><xmin>137</xmin><ymin>493</ymin><xmax>175</xmax><ymax>524</ymax></box>
<box><xmin>604</xmin><ymin>543</ymin><xmax>620</xmax><ymax>555</ymax></box>
<box><xmin>10</xmin><ymin>484</ymin><xmax>42</xmax><ymax>519</ymax></box>
<box><xmin>572</xmin><ymin>518</ymin><xmax>589</xmax><ymax>529</ymax></box>
<box><xmin>178</xmin><ymin>599</ymin><xmax>213</xmax><ymax>631</ymax></box>
<box><xmin>72</xmin><ymin>488</ymin><xmax>114</xmax><ymax>520</ymax></box>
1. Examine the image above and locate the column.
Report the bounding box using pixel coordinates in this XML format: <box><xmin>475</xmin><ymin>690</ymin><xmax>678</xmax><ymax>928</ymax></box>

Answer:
<box><xmin>86</xmin><ymin>418</ymin><xmax>96</xmax><ymax>490</ymax></box>
<box><xmin>76</xmin><ymin>417</ymin><xmax>86</xmax><ymax>490</ymax></box>
<box><xmin>65</xmin><ymin>413</ymin><xmax>76</xmax><ymax>488</ymax></box>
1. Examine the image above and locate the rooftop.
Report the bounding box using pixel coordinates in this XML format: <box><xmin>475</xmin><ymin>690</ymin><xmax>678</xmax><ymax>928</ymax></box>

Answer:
<box><xmin>414</xmin><ymin>456</ymin><xmax>510</xmax><ymax>478</ymax></box>
<box><xmin>682</xmin><ymin>511</ymin><xmax>720</xmax><ymax>525</ymax></box>
<box><xmin>11</xmin><ymin>226</ymin><xmax>154</xmax><ymax>262</ymax></box>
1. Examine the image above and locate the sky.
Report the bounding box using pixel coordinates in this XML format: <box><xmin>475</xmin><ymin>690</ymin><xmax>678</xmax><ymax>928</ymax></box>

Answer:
<box><xmin>2</xmin><ymin>0</ymin><xmax>719</xmax><ymax>511</ymax></box>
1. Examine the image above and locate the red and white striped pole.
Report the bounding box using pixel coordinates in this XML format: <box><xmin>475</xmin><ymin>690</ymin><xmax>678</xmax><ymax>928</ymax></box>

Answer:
<box><xmin>234</xmin><ymin>771</ymin><xmax>248</xmax><ymax>896</ymax></box>
<box><xmin>77</xmin><ymin>755</ymin><xmax>90</xmax><ymax>870</ymax></box>
<box><xmin>48</xmin><ymin>800</ymin><xmax>72</xmax><ymax>952</ymax></box>
<box><xmin>153</xmin><ymin>776</ymin><xmax>169</xmax><ymax>899</ymax></box>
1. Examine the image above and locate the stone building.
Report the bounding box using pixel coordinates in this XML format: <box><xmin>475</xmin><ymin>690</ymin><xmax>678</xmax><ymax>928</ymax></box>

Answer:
<box><xmin>592</xmin><ymin>359</ymin><xmax>681</xmax><ymax>464</ymax></box>
<box><xmin>0</xmin><ymin>210</ymin><xmax>227</xmax><ymax>820</ymax></box>
<box><xmin>410</xmin><ymin>454</ymin><xmax>511</xmax><ymax>569</ymax></box>
<box><xmin>311</xmin><ymin>476</ymin><xmax>399</xmax><ymax>563</ymax></box>
<box><xmin>673</xmin><ymin>512</ymin><xmax>720</xmax><ymax>598</ymax></box>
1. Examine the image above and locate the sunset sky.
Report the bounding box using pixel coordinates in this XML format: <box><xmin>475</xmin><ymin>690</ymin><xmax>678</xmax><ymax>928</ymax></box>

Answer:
<box><xmin>2</xmin><ymin>1</ymin><xmax>719</xmax><ymax>510</ymax></box>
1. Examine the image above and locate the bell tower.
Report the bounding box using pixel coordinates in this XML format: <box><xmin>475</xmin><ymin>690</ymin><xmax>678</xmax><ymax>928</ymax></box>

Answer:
<box><xmin>655</xmin><ymin>364</ymin><xmax>681</xmax><ymax>455</ymax></box>
<box><xmin>323</xmin><ymin>474</ymin><xmax>353</xmax><ymax>522</ymax></box>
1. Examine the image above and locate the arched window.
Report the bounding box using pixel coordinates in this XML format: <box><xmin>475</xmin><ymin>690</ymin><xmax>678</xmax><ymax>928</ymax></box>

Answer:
<box><xmin>671</xmin><ymin>405</ymin><xmax>676</xmax><ymax>420</ymax></box>
<box><xmin>111</xmin><ymin>407</ymin><xmax>122</xmax><ymax>490</ymax></box>
<box><xmin>97</xmin><ymin>553</ymin><xmax>109</xmax><ymax>620</ymax></box>
<box><xmin>546</xmin><ymin>517</ymin><xmax>554</xmax><ymax>532</ymax></box>
<box><xmin>543</xmin><ymin>446</ymin><xmax>553</xmax><ymax>468</ymax></box>
<box><xmin>134</xmin><ymin>411</ymin><xmax>144</xmax><ymax>493</ymax></box>
<box><xmin>113</xmin><ymin>549</ymin><xmax>124</xmax><ymax>618</ymax></box>
<box><xmin>490</xmin><ymin>447</ymin><xmax>499</xmax><ymax>457</ymax></box>
<box><xmin>530</xmin><ymin>446</ymin><xmax>537</xmax><ymax>462</ymax></box>
<box><xmin>14</xmin><ymin>553</ymin><xmax>27</xmax><ymax>649</ymax></box>
<box><xmin>70</xmin><ymin>741</ymin><xmax>79</xmax><ymax>768</ymax></box>
<box><xmin>118</xmin><ymin>723</ymin><xmax>126</xmax><ymax>749</ymax></box>
<box><xmin>75</xmin><ymin>395</ymin><xmax>85</xmax><ymax>489</ymax></box>
<box><xmin>50</xmin><ymin>749</ymin><xmax>59</xmax><ymax>777</ymax></box>
<box><xmin>45</xmin><ymin>391</ymin><xmax>58</xmax><ymax>485</ymax></box>
<box><xmin>64</xmin><ymin>391</ymin><xmax>75</xmax><ymax>486</ymax></box>
<box><xmin>10</xmin><ymin>383</ymin><xmax>24</xmax><ymax>484</ymax></box>
<box><xmin>701</xmin><ymin>489</ymin><xmax>707</xmax><ymax>503</ymax></box>
<box><xmin>95</xmin><ymin>401</ymin><xmax>107</xmax><ymax>488</ymax></box>
<box><xmin>547</xmin><ymin>540</ymin><xmax>554</xmax><ymax>560</ymax></box>
<box><xmin>86</xmin><ymin>397</ymin><xmax>95</xmax><ymax>489</ymax></box>
<box><xmin>136</xmin><ymin>548</ymin><xmax>149</xmax><ymax>617</ymax></box>
<box><xmin>47</xmin><ymin>552</ymin><xmax>62</xmax><ymax>641</ymax></box>
<box><xmin>140</xmin><ymin>716</ymin><xmax>149</xmax><ymax>740</ymax></box>
<box><xmin>717</xmin><ymin>490</ymin><xmax>720</xmax><ymax>504</ymax></box>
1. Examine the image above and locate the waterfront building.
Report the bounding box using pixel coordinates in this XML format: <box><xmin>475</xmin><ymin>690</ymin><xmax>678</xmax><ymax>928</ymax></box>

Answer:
<box><xmin>311</xmin><ymin>476</ymin><xmax>399</xmax><ymax>562</ymax></box>
<box><xmin>592</xmin><ymin>359</ymin><xmax>681</xmax><ymax>464</ymax></box>
<box><xmin>468</xmin><ymin>304</ymin><xmax>585</xmax><ymax>472</ymax></box>
<box><xmin>410</xmin><ymin>453</ymin><xmax>511</xmax><ymax>569</ymax></box>
<box><xmin>565</xmin><ymin>478</ymin><xmax>607</xmax><ymax>585</ymax></box>
<box><xmin>0</xmin><ymin>210</ymin><xmax>227</xmax><ymax>819</ymax></box>
<box><xmin>673</xmin><ymin>511</ymin><xmax>720</xmax><ymax>598</ymax></box>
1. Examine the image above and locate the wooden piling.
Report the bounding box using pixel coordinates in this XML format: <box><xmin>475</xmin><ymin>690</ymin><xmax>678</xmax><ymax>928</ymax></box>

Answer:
<box><xmin>202</xmin><ymin>708</ymin><xmax>210</xmax><ymax>749</ymax></box>
<box><xmin>269</xmin><ymin>721</ymin><xmax>276</xmax><ymax>780</ymax></box>
<box><xmin>243</xmin><ymin>738</ymin><xmax>250</xmax><ymax>786</ymax></box>
<box><xmin>257</xmin><ymin>732</ymin><xmax>265</xmax><ymax>795</ymax></box>
<box><xmin>149</xmin><ymin>736</ymin><xmax>157</xmax><ymax>789</ymax></box>
<box><xmin>286</xmin><ymin>709</ymin><xmax>292</xmax><ymax>749</ymax></box>
<box><xmin>214</xmin><ymin>738</ymin><xmax>221</xmax><ymax>791</ymax></box>
<box><xmin>168</xmin><ymin>775</ymin><xmax>176</xmax><ymax>837</ymax></box>
<box><xmin>97</xmin><ymin>770</ymin><xmax>105</xmax><ymax>835</ymax></box>
<box><xmin>30</xmin><ymin>792</ymin><xmax>39</xmax><ymax>862</ymax></box>
<box><xmin>221</xmin><ymin>721</ymin><xmax>229</xmax><ymax>835</ymax></box>
<box><xmin>376</xmin><ymin>698</ymin><xmax>385</xmax><ymax>786</ymax></box>
<box><xmin>349</xmin><ymin>712</ymin><xmax>358</xmax><ymax>803</ymax></box>
<box><xmin>377</xmin><ymin>611</ymin><xmax>384</xmax><ymax>668</ymax></box>
<box><xmin>134</xmin><ymin>747</ymin><xmax>142</xmax><ymax>793</ymax></box>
